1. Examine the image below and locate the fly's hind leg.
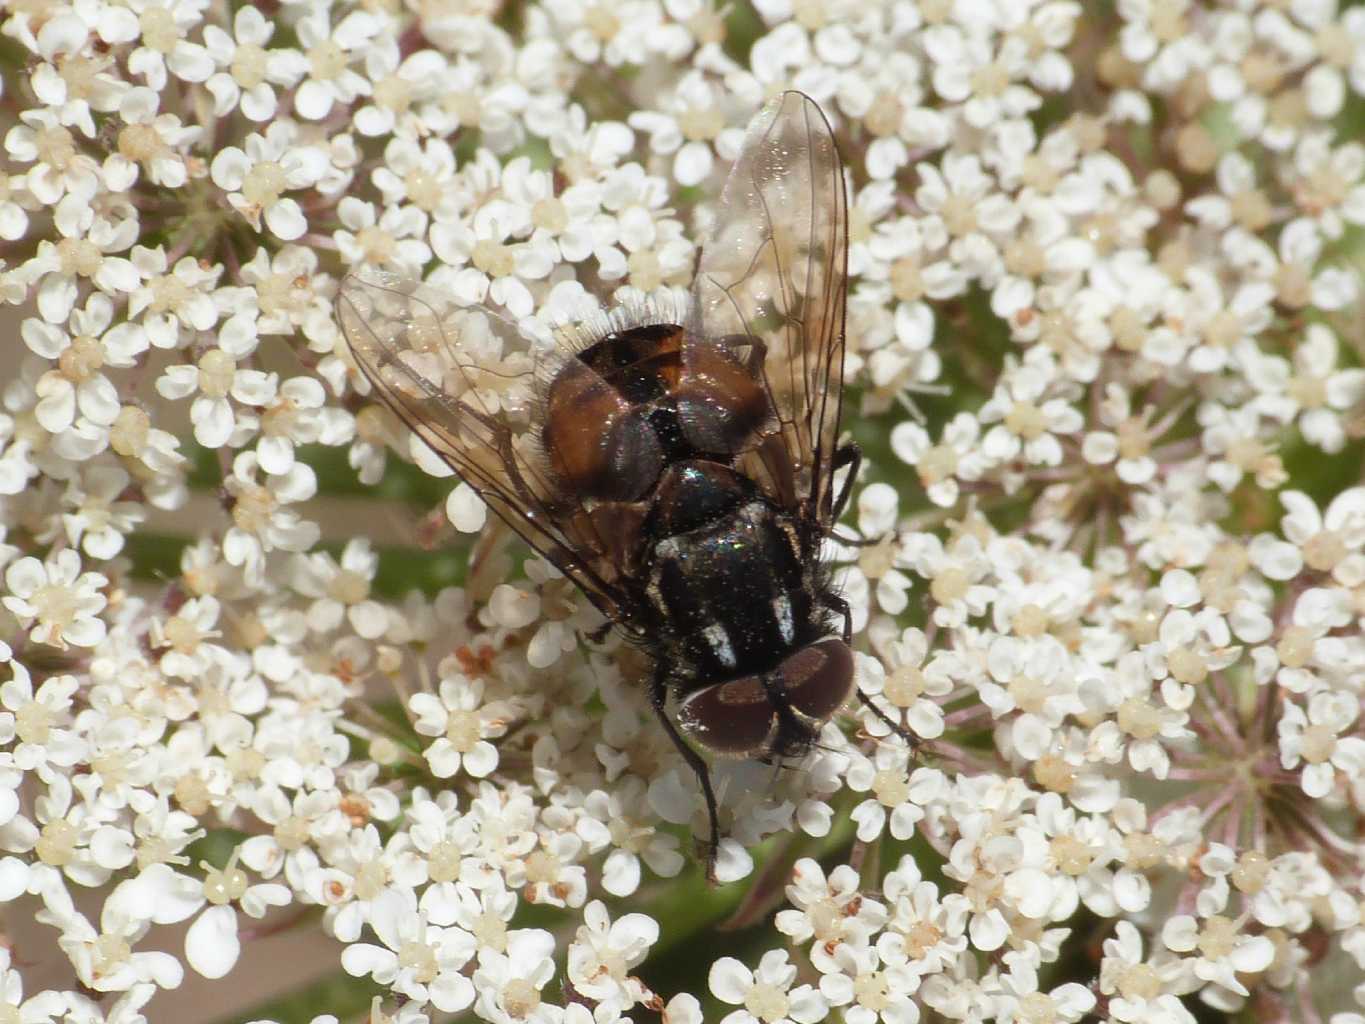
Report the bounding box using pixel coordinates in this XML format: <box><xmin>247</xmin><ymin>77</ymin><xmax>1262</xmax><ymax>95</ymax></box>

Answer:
<box><xmin>826</xmin><ymin>592</ymin><xmax>918</xmax><ymax>750</ymax></box>
<box><xmin>648</xmin><ymin>663</ymin><xmax>723</xmax><ymax>883</ymax></box>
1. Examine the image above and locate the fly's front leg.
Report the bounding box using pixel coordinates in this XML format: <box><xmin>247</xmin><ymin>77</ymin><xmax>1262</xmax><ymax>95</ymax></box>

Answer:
<box><xmin>827</xmin><ymin>443</ymin><xmax>880</xmax><ymax>547</ymax></box>
<box><xmin>830</xmin><ymin>442</ymin><xmax>861</xmax><ymax>523</ymax></box>
<box><xmin>829</xmin><ymin>591</ymin><xmax>853</xmax><ymax>645</ymax></box>
<box><xmin>648</xmin><ymin>663</ymin><xmax>722</xmax><ymax>882</ymax></box>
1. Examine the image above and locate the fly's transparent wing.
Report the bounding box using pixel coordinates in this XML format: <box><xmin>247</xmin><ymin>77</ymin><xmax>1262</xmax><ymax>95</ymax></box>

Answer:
<box><xmin>688</xmin><ymin>91</ymin><xmax>849</xmax><ymax>524</ymax></box>
<box><xmin>336</xmin><ymin>270</ymin><xmax>638</xmax><ymax>628</ymax></box>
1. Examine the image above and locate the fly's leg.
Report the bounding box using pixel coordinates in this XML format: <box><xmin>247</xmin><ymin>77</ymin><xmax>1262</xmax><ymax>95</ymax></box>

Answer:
<box><xmin>826</xmin><ymin>593</ymin><xmax>918</xmax><ymax>749</ymax></box>
<box><xmin>827</xmin><ymin>443</ymin><xmax>880</xmax><ymax>546</ymax></box>
<box><xmin>649</xmin><ymin>663</ymin><xmax>722</xmax><ymax>882</ymax></box>
<box><xmin>830</xmin><ymin>442</ymin><xmax>861</xmax><ymax>522</ymax></box>
<box><xmin>830</xmin><ymin>592</ymin><xmax>851</xmax><ymax>645</ymax></box>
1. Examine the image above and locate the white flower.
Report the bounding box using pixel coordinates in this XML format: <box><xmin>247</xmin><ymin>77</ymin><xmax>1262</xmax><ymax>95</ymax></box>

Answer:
<box><xmin>221</xmin><ymin>451</ymin><xmax>321</xmax><ymax>585</ymax></box>
<box><xmin>980</xmin><ymin>632</ymin><xmax>1086</xmax><ymax>744</ymax></box>
<box><xmin>898</xmin><ymin>532</ymin><xmax>994</xmax><ymax>630</ymax></box>
<box><xmin>288</xmin><ymin>539</ymin><xmax>388</xmax><ymax>638</ymax></box>
<box><xmin>334</xmin><ymin>196</ymin><xmax>431</xmax><ymax>272</ymax></box>
<box><xmin>829</xmin><ymin>483</ymin><xmax>916</xmax><ymax>618</ymax></box>
<box><xmin>1244</xmin><ymin>323</ymin><xmax>1365</xmax><ymax>454</ymax></box>
<box><xmin>1098</xmin><ymin>921</ymin><xmax>1196</xmax><ymax>1024</ymax></box>
<box><xmin>1083</xmin><ymin>649</ymin><xmax>1191</xmax><ymax>779</ymax></box>
<box><xmin>500</xmin><ymin>160</ymin><xmax>620</xmax><ymax>274</ymax></box>
<box><xmin>62</xmin><ymin>984</ymin><xmax>157</xmax><ymax>1024</ymax></box>
<box><xmin>877</xmin><ymin>853</ymin><xmax>970</xmax><ymax>975</ymax></box>
<box><xmin>818</xmin><ymin>945</ymin><xmax>921</xmax><ymax>1024</ymax></box>
<box><xmin>1198</xmin><ymin>404</ymin><xmax>1287</xmax><ymax>493</ymax></box>
<box><xmin>0</xmin><ymin>168</ymin><xmax>39</xmax><ymax>241</ymax></box>
<box><xmin>857</xmin><ymin>630</ymin><xmax>952</xmax><ymax>742</ymax></box>
<box><xmin>3</xmin><ymin>549</ymin><xmax>107</xmax><ymax>650</ymax></box>
<box><xmin>36</xmin><ymin>881</ymin><xmax>184</xmax><ymax>993</ymax></box>
<box><xmin>1080</xmin><ymin>385</ymin><xmax>1171</xmax><ymax>485</ymax></box>
<box><xmin>254</xmin><ymin>374</ymin><xmax>349</xmax><ymax>475</ymax></box>
<box><xmin>914</xmin><ymin>153</ymin><xmax>1019</xmax><ymax>281</ymax></box>
<box><xmin>24</xmin><ymin>299</ymin><xmax>126</xmax><ymax>438</ymax></box>
<box><xmin>100</xmin><ymin>86</ymin><xmax>200</xmax><ymax>190</ymax></box>
<box><xmin>156</xmin><ymin>320</ymin><xmax>267</xmax><ymax>445</ymax></box>
<box><xmin>291</xmin><ymin>8</ymin><xmax>380</xmax><ymax>121</ymax></box>
<box><xmin>17</xmin><ymin>771</ymin><xmax>127</xmax><ymax>890</ymax></box>
<box><xmin>773</xmin><ymin>858</ymin><xmax>887</xmax><ymax>972</ymax></box>
<box><xmin>27</xmin><ymin>12</ymin><xmax>126</xmax><ymax>135</ymax></box>
<box><xmin>1279</xmin><ymin>487</ymin><xmax>1365</xmax><ymax>587</ymax></box>
<box><xmin>107</xmin><ymin>855</ymin><xmax>290</xmax><ymax>980</ymax></box>
<box><xmin>351</xmin><ymin>41</ymin><xmax>450</xmax><ymax>138</ymax></box>
<box><xmin>22</xmin><ymin>193</ymin><xmax>139</xmax><ymax>324</ymax></box>
<box><xmin>239</xmin><ymin>788</ymin><xmax>340</xmax><ymax>883</ymax></box>
<box><xmin>430</xmin><ymin>192</ymin><xmax>553</xmax><ymax>318</ymax></box>
<box><xmin>978</xmin><ymin>356</ymin><xmax>1083</xmax><ymax>468</ymax></box>
<box><xmin>127</xmin><ymin>245</ymin><xmax>221</xmax><ymax>347</ymax></box>
<box><xmin>566</xmin><ymin>900</ymin><xmax>659</xmax><ymax>1009</ymax></box>
<box><xmin>1117</xmin><ymin>0</ymin><xmax>1213</xmax><ymax>92</ymax></box>
<box><xmin>539</xmin><ymin>0</ymin><xmax>661</xmax><ymax>66</ymax></box>
<box><xmin>1253</xmin><ymin>586</ymin><xmax>1354</xmax><ymax>694</ymax></box>
<box><xmin>371</xmin><ymin>136</ymin><xmax>462</xmax><ymax>222</ymax></box>
<box><xmin>858</xmin><ymin>300</ymin><xmax>942</xmax><ymax>414</ymax></box>
<box><xmin>312</xmin><ymin>824</ymin><xmax>426</xmax><ymax>943</ymax></box>
<box><xmin>409</xmin><ymin>674</ymin><xmax>510</xmax><ymax>779</ymax></box>
<box><xmin>60</xmin><ymin>464</ymin><xmax>143</xmax><ymax>559</ymax></box>
<box><xmin>846</xmin><ymin>746</ymin><xmax>933</xmax><ymax>844</ymax></box>
<box><xmin>0</xmin><ymin>948</ymin><xmax>66</xmax><ymax>1024</ymax></box>
<box><xmin>924</xmin><ymin>23</ymin><xmax>1042</xmax><ymax>130</ymax></box>
<box><xmin>201</xmin><ymin>6</ymin><xmax>308</xmax><ymax>122</ymax></box>
<box><xmin>4</xmin><ymin>108</ymin><xmax>101</xmax><ymax>205</ymax></box>
<box><xmin>471</xmin><ymin>928</ymin><xmax>557</xmax><ymax>1024</ymax></box>
<box><xmin>1203</xmin><ymin>9</ymin><xmax>1315</xmax><ymax>149</ymax></box>
<box><xmin>126</xmin><ymin>0</ymin><xmax>213</xmax><ymax>91</ymax></box>
<box><xmin>628</xmin><ymin>71</ymin><xmax>745</xmax><ymax>187</ymax></box>
<box><xmin>708</xmin><ymin>950</ymin><xmax>828</xmax><ymax>1024</ymax></box>
<box><xmin>890</xmin><ymin>413</ymin><xmax>986</xmax><ymax>508</ymax></box>
<box><xmin>1160</xmin><ymin>912</ymin><xmax>1275</xmax><ymax>998</ymax></box>
<box><xmin>1278</xmin><ymin>691</ymin><xmax>1365</xmax><ymax>798</ymax></box>
<box><xmin>236</xmin><ymin>245</ymin><xmax>336</xmax><ymax>350</ymax></box>
<box><xmin>515</xmin><ymin>828</ymin><xmax>588</xmax><ymax>908</ymax></box>
<box><xmin>342</xmin><ymin>889</ymin><xmax>476</xmax><ymax>1013</ymax></box>
<box><xmin>210</xmin><ymin>123</ymin><xmax>328</xmax><ymax>240</ymax></box>
<box><xmin>573</xmin><ymin>784</ymin><xmax>684</xmax><ymax>897</ymax></box>
<box><xmin>993</xmin><ymin>962</ymin><xmax>1096</xmax><ymax>1023</ymax></box>
<box><xmin>1287</xmin><ymin>133</ymin><xmax>1365</xmax><ymax>239</ymax></box>
<box><xmin>0</xmin><ymin>663</ymin><xmax>83</xmax><ymax>772</ymax></box>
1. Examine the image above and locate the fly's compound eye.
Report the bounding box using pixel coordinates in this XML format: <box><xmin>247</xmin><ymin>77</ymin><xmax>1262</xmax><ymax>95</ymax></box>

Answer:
<box><xmin>675</xmin><ymin>639</ymin><xmax>854</xmax><ymax>757</ymax></box>
<box><xmin>778</xmin><ymin>638</ymin><xmax>854</xmax><ymax>727</ymax></box>
<box><xmin>677</xmin><ymin>675</ymin><xmax>777</xmax><ymax>757</ymax></box>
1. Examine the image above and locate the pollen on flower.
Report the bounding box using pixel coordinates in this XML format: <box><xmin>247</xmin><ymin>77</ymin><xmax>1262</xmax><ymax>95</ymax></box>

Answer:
<box><xmin>1032</xmin><ymin>754</ymin><xmax>1076</xmax><ymax>794</ymax></box>
<box><xmin>242</xmin><ymin>162</ymin><xmax>287</xmax><ymax>207</ymax></box>
<box><xmin>56</xmin><ymin>237</ymin><xmax>102</xmax><ymax>277</ymax></box>
<box><xmin>744</xmin><ymin>983</ymin><xmax>789</xmax><ymax>1023</ymax></box>
<box><xmin>36</xmin><ymin>820</ymin><xmax>78</xmax><ymax>866</ymax></box>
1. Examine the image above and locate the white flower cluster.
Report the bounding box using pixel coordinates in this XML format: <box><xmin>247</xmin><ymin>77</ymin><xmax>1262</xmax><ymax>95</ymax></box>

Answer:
<box><xmin>0</xmin><ymin>0</ymin><xmax>1363</xmax><ymax>1022</ymax></box>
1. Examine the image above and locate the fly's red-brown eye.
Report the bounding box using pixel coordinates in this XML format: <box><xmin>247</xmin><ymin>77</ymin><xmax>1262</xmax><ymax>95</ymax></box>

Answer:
<box><xmin>677</xmin><ymin>675</ymin><xmax>778</xmax><ymax>756</ymax></box>
<box><xmin>779</xmin><ymin>637</ymin><xmax>855</xmax><ymax>726</ymax></box>
<box><xmin>676</xmin><ymin>637</ymin><xmax>854</xmax><ymax>759</ymax></box>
